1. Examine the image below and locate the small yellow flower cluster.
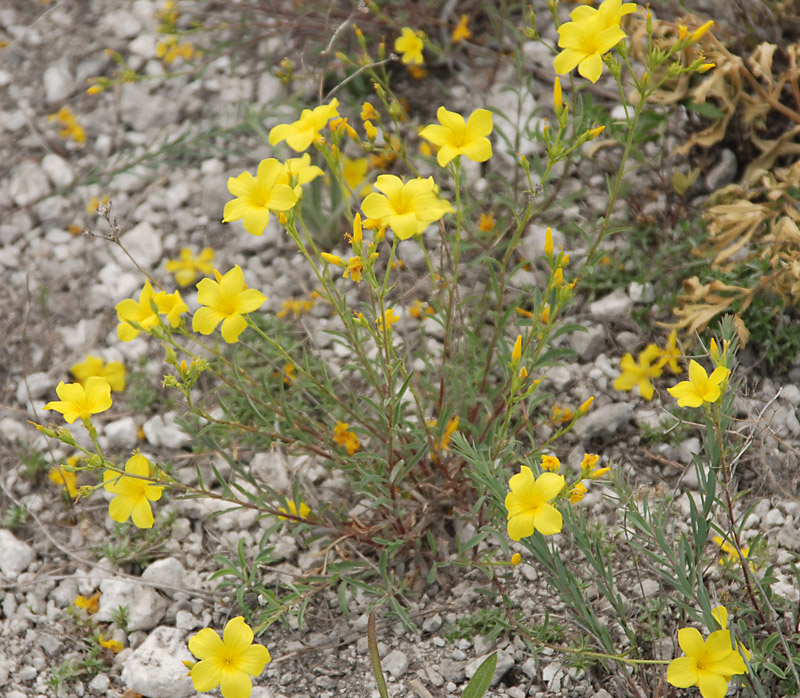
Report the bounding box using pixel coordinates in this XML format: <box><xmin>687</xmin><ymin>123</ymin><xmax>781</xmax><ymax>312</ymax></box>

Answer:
<box><xmin>48</xmin><ymin>106</ymin><xmax>86</xmax><ymax>144</ymax></box>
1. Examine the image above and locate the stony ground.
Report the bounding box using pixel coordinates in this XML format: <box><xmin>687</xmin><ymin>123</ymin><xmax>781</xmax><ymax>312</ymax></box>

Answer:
<box><xmin>2</xmin><ymin>1</ymin><xmax>800</xmax><ymax>698</ymax></box>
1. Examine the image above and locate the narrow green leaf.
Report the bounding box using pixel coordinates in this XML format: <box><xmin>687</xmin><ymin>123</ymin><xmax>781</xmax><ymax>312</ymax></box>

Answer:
<box><xmin>462</xmin><ymin>653</ymin><xmax>497</xmax><ymax>698</ymax></box>
<box><xmin>368</xmin><ymin>611</ymin><xmax>389</xmax><ymax>698</ymax></box>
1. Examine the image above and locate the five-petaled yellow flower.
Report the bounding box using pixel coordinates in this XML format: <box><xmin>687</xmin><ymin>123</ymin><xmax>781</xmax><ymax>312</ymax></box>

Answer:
<box><xmin>45</xmin><ymin>377</ymin><xmax>112</xmax><ymax>424</ymax></box>
<box><xmin>193</xmin><ymin>266</ymin><xmax>267</xmax><ymax>344</ymax></box>
<box><xmin>278</xmin><ymin>153</ymin><xmax>324</xmax><ymax>198</ymax></box>
<box><xmin>268</xmin><ymin>99</ymin><xmax>340</xmax><ymax>152</ymax></box>
<box><xmin>166</xmin><ymin>247</ymin><xmax>214</xmax><ymax>287</ymax></box>
<box><xmin>419</xmin><ymin>107</ymin><xmax>493</xmax><ymax>168</ymax></box>
<box><xmin>115</xmin><ymin>282</ymin><xmax>188</xmax><ymax>341</ymax></box>
<box><xmin>667</xmin><ymin>612</ymin><xmax>748</xmax><ymax>698</ymax></box>
<box><xmin>395</xmin><ymin>27</ymin><xmax>425</xmax><ymax>65</ymax></box>
<box><xmin>613</xmin><ymin>344</ymin><xmax>663</xmax><ymax>400</ymax></box>
<box><xmin>554</xmin><ymin>0</ymin><xmax>635</xmax><ymax>83</ymax></box>
<box><xmin>222</xmin><ymin>159</ymin><xmax>298</xmax><ymax>237</ymax></box>
<box><xmin>361</xmin><ymin>175</ymin><xmax>453</xmax><ymax>241</ymax></box>
<box><xmin>188</xmin><ymin>616</ymin><xmax>271</xmax><ymax>698</ymax></box>
<box><xmin>505</xmin><ymin>466</ymin><xmax>565</xmax><ymax>541</ymax></box>
<box><xmin>103</xmin><ymin>453</ymin><xmax>164</xmax><ymax>529</ymax></box>
<box><xmin>70</xmin><ymin>355</ymin><xmax>126</xmax><ymax>392</ymax></box>
<box><xmin>667</xmin><ymin>360</ymin><xmax>730</xmax><ymax>408</ymax></box>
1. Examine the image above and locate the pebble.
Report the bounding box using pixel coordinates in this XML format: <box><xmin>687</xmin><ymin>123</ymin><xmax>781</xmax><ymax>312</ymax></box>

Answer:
<box><xmin>104</xmin><ymin>416</ymin><xmax>139</xmax><ymax>450</ymax></box>
<box><xmin>43</xmin><ymin>61</ymin><xmax>74</xmax><ymax>103</ymax></box>
<box><xmin>569</xmin><ymin>324</ymin><xmax>607</xmax><ymax>360</ymax></box>
<box><xmin>42</xmin><ymin>153</ymin><xmax>74</xmax><ymax>188</ymax></box>
<box><xmin>573</xmin><ymin>402</ymin><xmax>634</xmax><ymax>441</ymax></box>
<box><xmin>142</xmin><ymin>412</ymin><xmax>192</xmax><ymax>449</ymax></box>
<box><xmin>10</xmin><ymin>160</ymin><xmax>51</xmax><ymax>207</ymax></box>
<box><xmin>141</xmin><ymin>557</ymin><xmax>186</xmax><ymax>595</ymax></box>
<box><xmin>97</xmin><ymin>578</ymin><xmax>168</xmax><ymax>631</ymax></box>
<box><xmin>0</xmin><ymin>529</ymin><xmax>35</xmax><ymax>576</ymax></box>
<box><xmin>589</xmin><ymin>289</ymin><xmax>632</xmax><ymax>320</ymax></box>
<box><xmin>16</xmin><ymin>372</ymin><xmax>52</xmax><ymax>405</ymax></box>
<box><xmin>383</xmin><ymin>649</ymin><xmax>409</xmax><ymax>678</ymax></box>
<box><xmin>120</xmin><ymin>626</ymin><xmax>195</xmax><ymax>698</ymax></box>
<box><xmin>628</xmin><ymin>281</ymin><xmax>654</xmax><ymax>304</ymax></box>
<box><xmin>115</xmin><ymin>221</ymin><xmax>164</xmax><ymax>272</ymax></box>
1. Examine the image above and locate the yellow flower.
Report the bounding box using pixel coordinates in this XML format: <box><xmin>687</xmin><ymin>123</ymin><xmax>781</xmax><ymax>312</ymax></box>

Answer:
<box><xmin>166</xmin><ymin>247</ymin><xmax>215</xmax><ymax>287</ymax></box>
<box><xmin>550</xmin><ymin>405</ymin><xmax>573</xmax><ymax>424</ymax></box>
<box><xmin>98</xmin><ymin>633</ymin><xmax>124</xmax><ymax>653</ymax></box>
<box><xmin>667</xmin><ymin>621</ymin><xmax>747</xmax><ymax>698</ymax></box>
<box><xmin>452</xmin><ymin>14</ymin><xmax>471</xmax><ymax>43</ymax></box>
<box><xmin>278</xmin><ymin>153</ymin><xmax>324</xmax><ymax>198</ymax></box>
<box><xmin>713</xmin><ymin>536</ymin><xmax>750</xmax><ymax>565</ymax></box>
<box><xmin>667</xmin><ymin>360</ymin><xmax>730</xmax><ymax>408</ymax></box>
<box><xmin>45</xmin><ymin>377</ymin><xmax>112</xmax><ymax>424</ymax></box>
<box><xmin>103</xmin><ymin>453</ymin><xmax>164</xmax><ymax>529</ymax></box>
<box><xmin>363</xmin><ymin>120</ymin><xmax>378</xmax><ymax>141</ymax></box>
<box><xmin>74</xmin><ymin>592</ymin><xmax>100</xmax><ymax>614</ymax></box>
<box><xmin>276</xmin><ymin>297</ymin><xmax>316</xmax><ymax>319</ymax></box>
<box><xmin>658</xmin><ymin>330</ymin><xmax>682</xmax><ymax>373</ymax></box>
<box><xmin>342</xmin><ymin>157</ymin><xmax>372</xmax><ymax>195</ymax></box>
<box><xmin>541</xmin><ymin>455</ymin><xmax>561</xmax><ymax>472</ymax></box>
<box><xmin>711</xmin><ymin>605</ymin><xmax>752</xmax><ymax>663</ymax></box>
<box><xmin>478</xmin><ymin>212</ymin><xmax>495</xmax><ymax>232</ymax></box>
<box><xmin>361</xmin><ymin>102</ymin><xmax>379</xmax><ymax>122</ymax></box>
<box><xmin>222</xmin><ymin>159</ymin><xmax>298</xmax><ymax>237</ymax></box>
<box><xmin>278</xmin><ymin>500</ymin><xmax>311</xmax><ymax>520</ymax></box>
<box><xmin>49</xmin><ymin>464</ymin><xmax>79</xmax><ymax>498</ymax></box>
<box><xmin>155</xmin><ymin>290</ymin><xmax>189</xmax><ymax>328</ymax></box>
<box><xmin>505</xmin><ymin>466</ymin><xmax>565</xmax><ymax>541</ymax></box>
<box><xmin>569</xmin><ymin>483</ymin><xmax>587</xmax><ymax>503</ymax></box>
<box><xmin>419</xmin><ymin>107</ymin><xmax>493</xmax><ymax>168</ymax></box>
<box><xmin>439</xmin><ymin>416</ymin><xmax>459</xmax><ymax>451</ymax></box>
<box><xmin>344</xmin><ymin>256</ymin><xmax>363</xmax><ymax>283</ymax></box>
<box><xmin>395</xmin><ymin>27</ymin><xmax>425</xmax><ymax>65</ymax></box>
<box><xmin>70</xmin><ymin>355</ymin><xmax>126</xmax><ymax>392</ymax></box>
<box><xmin>48</xmin><ymin>106</ymin><xmax>86</xmax><ymax>144</ymax></box>
<box><xmin>377</xmin><ymin>308</ymin><xmax>400</xmax><ymax>332</ymax></box>
<box><xmin>115</xmin><ymin>280</ymin><xmax>159</xmax><ymax>341</ymax></box>
<box><xmin>613</xmin><ymin>344</ymin><xmax>663</xmax><ymax>400</ymax></box>
<box><xmin>268</xmin><ymin>99</ymin><xmax>340</xmax><ymax>152</ymax></box>
<box><xmin>553</xmin><ymin>0</ymin><xmax>632</xmax><ymax>83</ymax></box>
<box><xmin>156</xmin><ymin>38</ymin><xmax>197</xmax><ymax>64</ymax></box>
<box><xmin>188</xmin><ymin>617</ymin><xmax>271</xmax><ymax>698</ymax></box>
<box><xmin>193</xmin><ymin>266</ymin><xmax>267</xmax><ymax>344</ymax></box>
<box><xmin>333</xmin><ymin>421</ymin><xmax>360</xmax><ymax>455</ymax></box>
<box><xmin>361</xmin><ymin>175</ymin><xmax>453</xmax><ymax>241</ymax></box>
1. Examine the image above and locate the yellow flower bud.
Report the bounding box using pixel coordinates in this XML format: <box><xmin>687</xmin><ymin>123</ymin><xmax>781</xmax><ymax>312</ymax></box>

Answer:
<box><xmin>578</xmin><ymin>396</ymin><xmax>594</xmax><ymax>415</ymax></box>
<box><xmin>553</xmin><ymin>77</ymin><xmax>563</xmax><ymax>117</ymax></box>
<box><xmin>544</xmin><ymin>226</ymin><xmax>553</xmax><ymax>257</ymax></box>
<box><xmin>321</xmin><ymin>253</ymin><xmax>345</xmax><ymax>267</ymax></box>
<box><xmin>511</xmin><ymin>552</ymin><xmax>522</xmax><ymax>566</ymax></box>
<box><xmin>690</xmin><ymin>20</ymin><xmax>714</xmax><ymax>43</ymax></box>
<box><xmin>511</xmin><ymin>334</ymin><xmax>522</xmax><ymax>365</ymax></box>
